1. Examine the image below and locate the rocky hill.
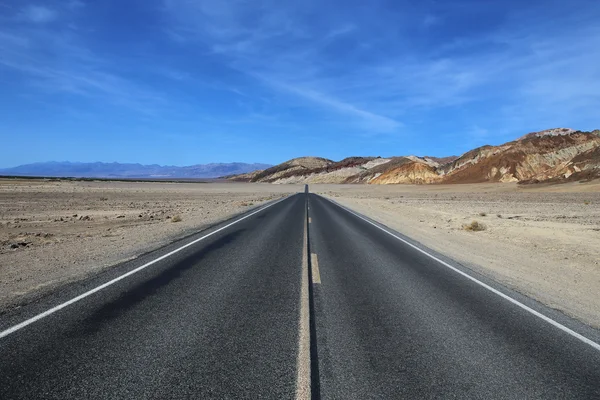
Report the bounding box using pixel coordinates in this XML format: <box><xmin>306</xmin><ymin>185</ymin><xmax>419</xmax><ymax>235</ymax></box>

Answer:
<box><xmin>228</xmin><ymin>128</ymin><xmax>600</xmax><ymax>185</ymax></box>
<box><xmin>440</xmin><ymin>129</ymin><xmax>600</xmax><ymax>183</ymax></box>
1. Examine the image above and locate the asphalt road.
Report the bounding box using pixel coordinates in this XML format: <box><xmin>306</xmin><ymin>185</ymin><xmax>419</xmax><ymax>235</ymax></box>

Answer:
<box><xmin>1</xmin><ymin>190</ymin><xmax>600</xmax><ymax>399</ymax></box>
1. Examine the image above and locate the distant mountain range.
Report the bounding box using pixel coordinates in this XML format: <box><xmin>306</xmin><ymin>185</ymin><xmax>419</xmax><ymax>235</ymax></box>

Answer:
<box><xmin>0</xmin><ymin>161</ymin><xmax>272</xmax><ymax>179</ymax></box>
<box><xmin>229</xmin><ymin>128</ymin><xmax>600</xmax><ymax>185</ymax></box>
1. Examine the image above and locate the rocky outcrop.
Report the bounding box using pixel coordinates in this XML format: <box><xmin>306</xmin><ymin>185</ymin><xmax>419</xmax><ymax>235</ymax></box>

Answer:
<box><xmin>344</xmin><ymin>157</ymin><xmax>412</xmax><ymax>183</ymax></box>
<box><xmin>518</xmin><ymin>127</ymin><xmax>576</xmax><ymax>141</ymax></box>
<box><xmin>523</xmin><ymin>145</ymin><xmax>600</xmax><ymax>183</ymax></box>
<box><xmin>248</xmin><ymin>157</ymin><xmax>332</xmax><ymax>183</ymax></box>
<box><xmin>423</xmin><ymin>156</ymin><xmax>459</xmax><ymax>167</ymax></box>
<box><xmin>441</xmin><ymin>131</ymin><xmax>600</xmax><ymax>183</ymax></box>
<box><xmin>370</xmin><ymin>161</ymin><xmax>442</xmax><ymax>184</ymax></box>
<box><xmin>268</xmin><ymin>157</ymin><xmax>383</xmax><ymax>184</ymax></box>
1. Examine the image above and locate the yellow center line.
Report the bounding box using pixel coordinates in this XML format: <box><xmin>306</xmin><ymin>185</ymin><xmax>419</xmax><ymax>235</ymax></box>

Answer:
<box><xmin>311</xmin><ymin>253</ymin><xmax>321</xmax><ymax>284</ymax></box>
<box><xmin>295</xmin><ymin>209</ymin><xmax>311</xmax><ymax>400</ymax></box>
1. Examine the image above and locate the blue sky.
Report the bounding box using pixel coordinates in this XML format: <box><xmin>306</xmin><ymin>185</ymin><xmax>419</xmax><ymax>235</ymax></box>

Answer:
<box><xmin>1</xmin><ymin>0</ymin><xmax>600</xmax><ymax>167</ymax></box>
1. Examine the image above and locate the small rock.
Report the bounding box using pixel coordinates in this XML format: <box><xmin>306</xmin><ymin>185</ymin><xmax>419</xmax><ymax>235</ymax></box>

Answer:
<box><xmin>116</xmin><ymin>215</ymin><xmax>125</xmax><ymax>219</ymax></box>
<box><xmin>73</xmin><ymin>214</ymin><xmax>78</xmax><ymax>218</ymax></box>
<box><xmin>10</xmin><ymin>244</ymin><xmax>19</xmax><ymax>249</ymax></box>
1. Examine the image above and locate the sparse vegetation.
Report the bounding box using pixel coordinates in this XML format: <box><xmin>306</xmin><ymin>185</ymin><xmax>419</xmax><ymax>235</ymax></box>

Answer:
<box><xmin>171</xmin><ymin>215</ymin><xmax>182</xmax><ymax>223</ymax></box>
<box><xmin>479</xmin><ymin>212</ymin><xmax>487</xmax><ymax>216</ymax></box>
<box><xmin>463</xmin><ymin>220</ymin><xmax>486</xmax><ymax>231</ymax></box>
<box><xmin>497</xmin><ymin>214</ymin><xmax>502</xmax><ymax>218</ymax></box>
<box><xmin>584</xmin><ymin>200</ymin><xmax>590</xmax><ymax>205</ymax></box>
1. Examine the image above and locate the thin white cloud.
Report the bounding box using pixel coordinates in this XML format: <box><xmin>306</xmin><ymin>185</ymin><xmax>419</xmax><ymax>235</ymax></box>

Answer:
<box><xmin>324</xmin><ymin>24</ymin><xmax>357</xmax><ymax>40</ymax></box>
<box><xmin>20</xmin><ymin>5</ymin><xmax>58</xmax><ymax>23</ymax></box>
<box><xmin>265</xmin><ymin>78</ymin><xmax>402</xmax><ymax>132</ymax></box>
<box><xmin>423</xmin><ymin>14</ymin><xmax>439</xmax><ymax>28</ymax></box>
<box><xmin>67</xmin><ymin>0</ymin><xmax>85</xmax><ymax>10</ymax></box>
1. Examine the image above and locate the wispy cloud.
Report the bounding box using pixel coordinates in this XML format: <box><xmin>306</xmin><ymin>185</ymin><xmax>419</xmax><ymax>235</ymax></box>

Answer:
<box><xmin>324</xmin><ymin>24</ymin><xmax>356</xmax><ymax>40</ymax></box>
<box><xmin>0</xmin><ymin>4</ymin><xmax>169</xmax><ymax>114</ymax></box>
<box><xmin>66</xmin><ymin>0</ymin><xmax>85</xmax><ymax>10</ymax></box>
<box><xmin>19</xmin><ymin>5</ymin><xmax>58</xmax><ymax>23</ymax></box>
<box><xmin>423</xmin><ymin>14</ymin><xmax>440</xmax><ymax>28</ymax></box>
<box><xmin>263</xmin><ymin>79</ymin><xmax>402</xmax><ymax>131</ymax></box>
<box><xmin>162</xmin><ymin>0</ymin><xmax>404</xmax><ymax>132</ymax></box>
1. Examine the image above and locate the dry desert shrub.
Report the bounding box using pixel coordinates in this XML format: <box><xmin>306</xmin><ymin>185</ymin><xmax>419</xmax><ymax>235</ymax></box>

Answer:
<box><xmin>463</xmin><ymin>220</ymin><xmax>486</xmax><ymax>231</ymax></box>
<box><xmin>171</xmin><ymin>215</ymin><xmax>182</xmax><ymax>223</ymax></box>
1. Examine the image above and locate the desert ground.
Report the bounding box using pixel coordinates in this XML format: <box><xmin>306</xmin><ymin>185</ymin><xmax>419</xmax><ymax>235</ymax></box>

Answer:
<box><xmin>0</xmin><ymin>179</ymin><xmax>302</xmax><ymax>311</ymax></box>
<box><xmin>313</xmin><ymin>181</ymin><xmax>600</xmax><ymax>328</ymax></box>
<box><xmin>2</xmin><ymin>179</ymin><xmax>599</xmax><ymax>329</ymax></box>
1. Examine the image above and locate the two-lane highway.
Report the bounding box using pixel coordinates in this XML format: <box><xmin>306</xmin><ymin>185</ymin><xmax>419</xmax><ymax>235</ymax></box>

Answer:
<box><xmin>1</xmin><ymin>188</ymin><xmax>600</xmax><ymax>399</ymax></box>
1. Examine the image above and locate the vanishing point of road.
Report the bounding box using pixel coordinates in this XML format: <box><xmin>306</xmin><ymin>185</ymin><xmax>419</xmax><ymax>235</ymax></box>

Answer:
<box><xmin>1</xmin><ymin>187</ymin><xmax>600</xmax><ymax>399</ymax></box>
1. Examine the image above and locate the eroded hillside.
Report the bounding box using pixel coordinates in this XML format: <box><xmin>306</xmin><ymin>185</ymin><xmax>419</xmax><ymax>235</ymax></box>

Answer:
<box><xmin>228</xmin><ymin>128</ymin><xmax>600</xmax><ymax>184</ymax></box>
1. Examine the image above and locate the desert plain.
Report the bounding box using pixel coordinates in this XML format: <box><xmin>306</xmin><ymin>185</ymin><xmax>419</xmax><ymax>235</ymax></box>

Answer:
<box><xmin>1</xmin><ymin>178</ymin><xmax>599</xmax><ymax>329</ymax></box>
<box><xmin>0</xmin><ymin>179</ymin><xmax>300</xmax><ymax>311</ymax></box>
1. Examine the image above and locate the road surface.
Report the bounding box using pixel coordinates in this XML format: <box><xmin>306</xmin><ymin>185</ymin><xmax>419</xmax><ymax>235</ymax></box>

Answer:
<box><xmin>1</xmin><ymin>189</ymin><xmax>599</xmax><ymax>399</ymax></box>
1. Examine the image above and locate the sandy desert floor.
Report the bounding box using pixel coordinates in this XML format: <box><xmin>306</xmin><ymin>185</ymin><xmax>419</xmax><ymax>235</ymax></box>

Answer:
<box><xmin>313</xmin><ymin>181</ymin><xmax>600</xmax><ymax>328</ymax></box>
<box><xmin>0</xmin><ymin>180</ymin><xmax>302</xmax><ymax>311</ymax></box>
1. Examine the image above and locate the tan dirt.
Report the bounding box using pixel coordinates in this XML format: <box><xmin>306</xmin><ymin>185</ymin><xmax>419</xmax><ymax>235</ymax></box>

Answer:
<box><xmin>312</xmin><ymin>181</ymin><xmax>600</xmax><ymax>328</ymax></box>
<box><xmin>0</xmin><ymin>180</ymin><xmax>302</xmax><ymax>311</ymax></box>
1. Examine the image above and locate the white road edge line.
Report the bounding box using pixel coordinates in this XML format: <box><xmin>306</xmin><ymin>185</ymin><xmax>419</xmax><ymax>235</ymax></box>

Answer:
<box><xmin>0</xmin><ymin>196</ymin><xmax>290</xmax><ymax>340</ymax></box>
<box><xmin>320</xmin><ymin>195</ymin><xmax>600</xmax><ymax>353</ymax></box>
